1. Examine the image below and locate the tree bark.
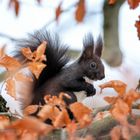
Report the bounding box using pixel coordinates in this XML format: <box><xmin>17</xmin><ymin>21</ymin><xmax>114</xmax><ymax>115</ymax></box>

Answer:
<box><xmin>103</xmin><ymin>0</ymin><xmax>124</xmax><ymax>67</ymax></box>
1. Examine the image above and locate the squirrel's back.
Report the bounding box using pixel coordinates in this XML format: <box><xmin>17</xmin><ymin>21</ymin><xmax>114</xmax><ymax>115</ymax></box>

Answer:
<box><xmin>16</xmin><ymin>29</ymin><xmax>70</xmax><ymax>90</ymax></box>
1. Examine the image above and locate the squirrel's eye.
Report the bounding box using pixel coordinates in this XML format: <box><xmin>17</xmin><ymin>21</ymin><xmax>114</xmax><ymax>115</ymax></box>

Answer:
<box><xmin>90</xmin><ymin>62</ymin><xmax>96</xmax><ymax>69</ymax></box>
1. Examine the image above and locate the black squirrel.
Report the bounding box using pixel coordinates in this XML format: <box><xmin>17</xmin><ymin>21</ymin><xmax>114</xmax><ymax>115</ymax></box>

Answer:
<box><xmin>16</xmin><ymin>29</ymin><xmax>105</xmax><ymax>105</ymax></box>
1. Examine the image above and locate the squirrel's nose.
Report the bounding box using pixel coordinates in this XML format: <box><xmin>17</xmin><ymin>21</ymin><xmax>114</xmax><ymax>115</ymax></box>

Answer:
<box><xmin>99</xmin><ymin>74</ymin><xmax>105</xmax><ymax>80</ymax></box>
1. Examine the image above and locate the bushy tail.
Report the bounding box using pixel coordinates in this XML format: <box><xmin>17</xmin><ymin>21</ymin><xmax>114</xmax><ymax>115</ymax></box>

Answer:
<box><xmin>16</xmin><ymin>29</ymin><xmax>70</xmax><ymax>89</ymax></box>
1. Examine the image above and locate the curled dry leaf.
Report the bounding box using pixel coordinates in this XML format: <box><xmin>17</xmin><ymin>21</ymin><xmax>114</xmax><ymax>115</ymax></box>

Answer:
<box><xmin>28</xmin><ymin>62</ymin><xmax>46</xmax><ymax>79</ymax></box>
<box><xmin>75</xmin><ymin>0</ymin><xmax>86</xmax><ymax>22</ymax></box>
<box><xmin>99</xmin><ymin>80</ymin><xmax>127</xmax><ymax>96</ymax></box>
<box><xmin>70</xmin><ymin>102</ymin><xmax>92</xmax><ymax>128</ymax></box>
<box><xmin>0</xmin><ymin>55</ymin><xmax>21</xmax><ymax>72</ymax></box>
<box><xmin>5</xmin><ymin>78</ymin><xmax>16</xmax><ymax>99</ymax></box>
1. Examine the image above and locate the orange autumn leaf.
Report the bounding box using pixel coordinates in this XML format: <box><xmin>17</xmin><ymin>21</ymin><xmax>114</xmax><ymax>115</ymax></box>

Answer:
<box><xmin>135</xmin><ymin>16</ymin><xmax>140</xmax><ymax>40</ymax></box>
<box><xmin>127</xmin><ymin>0</ymin><xmax>140</xmax><ymax>9</ymax></box>
<box><xmin>108</xmin><ymin>0</ymin><xmax>116</xmax><ymax>4</ymax></box>
<box><xmin>0</xmin><ymin>130</ymin><xmax>17</xmax><ymax>140</ymax></box>
<box><xmin>0</xmin><ymin>115</ymin><xmax>10</xmax><ymax>129</ymax></box>
<box><xmin>53</xmin><ymin>108</ymin><xmax>71</xmax><ymax>128</ymax></box>
<box><xmin>23</xmin><ymin>105</ymin><xmax>39</xmax><ymax>116</ymax></box>
<box><xmin>104</xmin><ymin>96</ymin><xmax>118</xmax><ymax>104</ymax></box>
<box><xmin>111</xmin><ymin>98</ymin><xmax>130</xmax><ymax>123</ymax></box>
<box><xmin>15</xmin><ymin>72</ymin><xmax>33</xmax><ymax>82</ymax></box>
<box><xmin>55</xmin><ymin>1</ymin><xmax>63</xmax><ymax>22</ymax></box>
<box><xmin>21</xmin><ymin>47</ymin><xmax>34</xmax><ymax>61</ymax></box>
<box><xmin>0</xmin><ymin>45</ymin><xmax>6</xmax><ymax>57</ymax></box>
<box><xmin>44</xmin><ymin>93</ymin><xmax>68</xmax><ymax>107</ymax></box>
<box><xmin>66</xmin><ymin>121</ymin><xmax>77</xmax><ymax>135</ymax></box>
<box><xmin>37</xmin><ymin>105</ymin><xmax>60</xmax><ymax>121</ymax></box>
<box><xmin>28</xmin><ymin>62</ymin><xmax>46</xmax><ymax>79</ymax></box>
<box><xmin>75</xmin><ymin>0</ymin><xmax>86</xmax><ymax>22</ymax></box>
<box><xmin>7</xmin><ymin>117</ymin><xmax>53</xmax><ymax>135</ymax></box>
<box><xmin>9</xmin><ymin>0</ymin><xmax>20</xmax><ymax>16</ymax></box>
<box><xmin>110</xmin><ymin>126</ymin><xmax>121</xmax><ymax>140</ymax></box>
<box><xmin>34</xmin><ymin>41</ymin><xmax>47</xmax><ymax>62</ymax></box>
<box><xmin>99</xmin><ymin>80</ymin><xmax>127</xmax><ymax>96</ymax></box>
<box><xmin>70</xmin><ymin>102</ymin><xmax>92</xmax><ymax>128</ymax></box>
<box><xmin>5</xmin><ymin>78</ymin><xmax>16</xmax><ymax>99</ymax></box>
<box><xmin>0</xmin><ymin>55</ymin><xmax>21</xmax><ymax>71</ymax></box>
<box><xmin>123</xmin><ymin>89</ymin><xmax>140</xmax><ymax>108</ymax></box>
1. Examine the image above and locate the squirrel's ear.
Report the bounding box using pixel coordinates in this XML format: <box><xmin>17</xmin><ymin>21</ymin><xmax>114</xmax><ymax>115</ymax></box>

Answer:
<box><xmin>79</xmin><ymin>33</ymin><xmax>94</xmax><ymax>62</ymax></box>
<box><xmin>94</xmin><ymin>36</ymin><xmax>103</xmax><ymax>58</ymax></box>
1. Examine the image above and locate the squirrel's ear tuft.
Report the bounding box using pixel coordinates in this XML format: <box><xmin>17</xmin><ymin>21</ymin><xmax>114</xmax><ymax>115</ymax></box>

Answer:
<box><xmin>94</xmin><ymin>36</ymin><xmax>103</xmax><ymax>57</ymax></box>
<box><xmin>79</xmin><ymin>33</ymin><xmax>94</xmax><ymax>61</ymax></box>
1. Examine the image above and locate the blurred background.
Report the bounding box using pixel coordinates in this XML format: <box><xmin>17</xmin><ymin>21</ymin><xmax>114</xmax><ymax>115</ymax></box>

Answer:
<box><xmin>0</xmin><ymin>0</ymin><xmax>140</xmax><ymax>109</ymax></box>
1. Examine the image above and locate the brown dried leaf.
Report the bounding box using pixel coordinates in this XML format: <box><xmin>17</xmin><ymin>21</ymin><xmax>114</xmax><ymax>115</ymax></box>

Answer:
<box><xmin>104</xmin><ymin>96</ymin><xmax>118</xmax><ymax>104</ymax></box>
<box><xmin>34</xmin><ymin>41</ymin><xmax>47</xmax><ymax>62</ymax></box>
<box><xmin>135</xmin><ymin>16</ymin><xmax>140</xmax><ymax>40</ymax></box>
<box><xmin>21</xmin><ymin>47</ymin><xmax>34</xmax><ymax>61</ymax></box>
<box><xmin>0</xmin><ymin>45</ymin><xmax>6</xmax><ymax>57</ymax></box>
<box><xmin>5</xmin><ymin>78</ymin><xmax>16</xmax><ymax>99</ymax></box>
<box><xmin>108</xmin><ymin>0</ymin><xmax>116</xmax><ymax>5</ymax></box>
<box><xmin>124</xmin><ymin>89</ymin><xmax>140</xmax><ymax>109</ymax></box>
<box><xmin>128</xmin><ymin>0</ymin><xmax>140</xmax><ymax>9</ymax></box>
<box><xmin>15</xmin><ymin>72</ymin><xmax>33</xmax><ymax>82</ymax></box>
<box><xmin>70</xmin><ymin>102</ymin><xmax>92</xmax><ymax>128</ymax></box>
<box><xmin>0</xmin><ymin>115</ymin><xmax>10</xmax><ymax>129</ymax></box>
<box><xmin>75</xmin><ymin>0</ymin><xmax>86</xmax><ymax>22</ymax></box>
<box><xmin>9</xmin><ymin>0</ymin><xmax>20</xmax><ymax>16</ymax></box>
<box><xmin>111</xmin><ymin>98</ymin><xmax>129</xmax><ymax>123</ymax></box>
<box><xmin>7</xmin><ymin>117</ymin><xmax>53</xmax><ymax>135</ymax></box>
<box><xmin>28</xmin><ymin>62</ymin><xmax>46</xmax><ymax>79</ymax></box>
<box><xmin>37</xmin><ymin>105</ymin><xmax>60</xmax><ymax>122</ymax></box>
<box><xmin>0</xmin><ymin>55</ymin><xmax>21</xmax><ymax>71</ymax></box>
<box><xmin>55</xmin><ymin>1</ymin><xmax>63</xmax><ymax>22</ymax></box>
<box><xmin>23</xmin><ymin>105</ymin><xmax>39</xmax><ymax>116</ymax></box>
<box><xmin>0</xmin><ymin>130</ymin><xmax>17</xmax><ymax>140</ymax></box>
<box><xmin>53</xmin><ymin>108</ymin><xmax>71</xmax><ymax>128</ymax></box>
<box><xmin>99</xmin><ymin>80</ymin><xmax>127</xmax><ymax>96</ymax></box>
<box><xmin>110</xmin><ymin>126</ymin><xmax>121</xmax><ymax>140</ymax></box>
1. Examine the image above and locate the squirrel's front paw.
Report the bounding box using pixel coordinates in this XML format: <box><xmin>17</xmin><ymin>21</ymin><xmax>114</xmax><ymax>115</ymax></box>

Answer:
<box><xmin>86</xmin><ymin>84</ymin><xmax>96</xmax><ymax>97</ymax></box>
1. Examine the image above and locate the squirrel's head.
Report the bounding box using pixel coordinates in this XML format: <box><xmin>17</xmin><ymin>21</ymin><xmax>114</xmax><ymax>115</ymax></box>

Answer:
<box><xmin>78</xmin><ymin>34</ymin><xmax>105</xmax><ymax>81</ymax></box>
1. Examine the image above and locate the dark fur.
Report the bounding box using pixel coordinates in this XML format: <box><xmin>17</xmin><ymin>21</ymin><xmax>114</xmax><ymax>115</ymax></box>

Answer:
<box><xmin>16</xmin><ymin>29</ymin><xmax>105</xmax><ymax>105</ymax></box>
